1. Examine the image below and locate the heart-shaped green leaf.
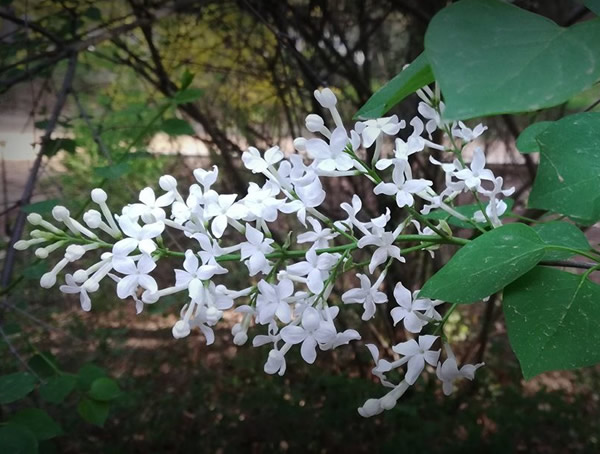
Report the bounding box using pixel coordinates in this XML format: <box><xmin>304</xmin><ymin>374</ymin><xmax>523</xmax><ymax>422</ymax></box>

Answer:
<box><xmin>419</xmin><ymin>223</ymin><xmax>545</xmax><ymax>303</ymax></box>
<box><xmin>528</xmin><ymin>112</ymin><xmax>600</xmax><ymax>224</ymax></box>
<box><xmin>504</xmin><ymin>266</ymin><xmax>600</xmax><ymax>378</ymax></box>
<box><xmin>425</xmin><ymin>0</ymin><xmax>600</xmax><ymax>120</ymax></box>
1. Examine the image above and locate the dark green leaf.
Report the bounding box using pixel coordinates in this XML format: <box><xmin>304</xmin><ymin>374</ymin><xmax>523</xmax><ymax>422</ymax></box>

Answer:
<box><xmin>42</xmin><ymin>138</ymin><xmax>76</xmax><ymax>157</ymax></box>
<box><xmin>355</xmin><ymin>53</ymin><xmax>434</xmax><ymax>119</ymax></box>
<box><xmin>160</xmin><ymin>118</ymin><xmax>195</xmax><ymax>136</ymax></box>
<box><xmin>9</xmin><ymin>409</ymin><xmax>63</xmax><ymax>441</ymax></box>
<box><xmin>528</xmin><ymin>112</ymin><xmax>600</xmax><ymax>224</ymax></box>
<box><xmin>40</xmin><ymin>375</ymin><xmax>77</xmax><ymax>404</ymax></box>
<box><xmin>0</xmin><ymin>372</ymin><xmax>36</xmax><ymax>404</ymax></box>
<box><xmin>93</xmin><ymin>162</ymin><xmax>131</xmax><ymax>180</ymax></box>
<box><xmin>504</xmin><ymin>266</ymin><xmax>600</xmax><ymax>378</ymax></box>
<box><xmin>173</xmin><ymin>88</ymin><xmax>204</xmax><ymax>104</ymax></box>
<box><xmin>0</xmin><ymin>425</ymin><xmax>37</xmax><ymax>454</ymax></box>
<box><xmin>21</xmin><ymin>199</ymin><xmax>59</xmax><ymax>214</ymax></box>
<box><xmin>533</xmin><ymin>221</ymin><xmax>590</xmax><ymax>260</ymax></box>
<box><xmin>425</xmin><ymin>0</ymin><xmax>600</xmax><ymax>120</ymax></box>
<box><xmin>77</xmin><ymin>364</ymin><xmax>106</xmax><ymax>390</ymax></box>
<box><xmin>586</xmin><ymin>0</ymin><xmax>600</xmax><ymax>15</ymax></box>
<box><xmin>516</xmin><ymin>121</ymin><xmax>553</xmax><ymax>154</ymax></box>
<box><xmin>77</xmin><ymin>398</ymin><xmax>110</xmax><ymax>427</ymax></box>
<box><xmin>423</xmin><ymin>198</ymin><xmax>514</xmax><ymax>229</ymax></box>
<box><xmin>88</xmin><ymin>377</ymin><xmax>121</xmax><ymax>401</ymax></box>
<box><xmin>180</xmin><ymin>69</ymin><xmax>195</xmax><ymax>90</ymax></box>
<box><xmin>419</xmin><ymin>223</ymin><xmax>545</xmax><ymax>303</ymax></box>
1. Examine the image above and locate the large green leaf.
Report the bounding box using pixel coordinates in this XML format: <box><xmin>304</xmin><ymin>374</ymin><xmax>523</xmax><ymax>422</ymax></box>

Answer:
<box><xmin>354</xmin><ymin>53</ymin><xmax>434</xmax><ymax>119</ymax></box>
<box><xmin>88</xmin><ymin>377</ymin><xmax>121</xmax><ymax>401</ymax></box>
<box><xmin>516</xmin><ymin>121</ymin><xmax>553</xmax><ymax>154</ymax></box>
<box><xmin>504</xmin><ymin>266</ymin><xmax>600</xmax><ymax>378</ymax></box>
<box><xmin>0</xmin><ymin>425</ymin><xmax>37</xmax><ymax>454</ymax></box>
<box><xmin>9</xmin><ymin>409</ymin><xmax>63</xmax><ymax>441</ymax></box>
<box><xmin>0</xmin><ymin>372</ymin><xmax>36</xmax><ymax>404</ymax></box>
<box><xmin>532</xmin><ymin>221</ymin><xmax>590</xmax><ymax>260</ymax></box>
<box><xmin>40</xmin><ymin>375</ymin><xmax>77</xmax><ymax>404</ymax></box>
<box><xmin>586</xmin><ymin>0</ymin><xmax>600</xmax><ymax>15</ymax></box>
<box><xmin>528</xmin><ymin>112</ymin><xmax>600</xmax><ymax>224</ymax></box>
<box><xmin>77</xmin><ymin>398</ymin><xmax>110</xmax><ymax>427</ymax></box>
<box><xmin>425</xmin><ymin>0</ymin><xmax>600</xmax><ymax>120</ymax></box>
<box><xmin>419</xmin><ymin>223</ymin><xmax>545</xmax><ymax>303</ymax></box>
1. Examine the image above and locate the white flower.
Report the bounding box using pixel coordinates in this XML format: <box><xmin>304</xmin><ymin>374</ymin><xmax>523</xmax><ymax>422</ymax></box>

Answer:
<box><xmin>241</xmin><ymin>181</ymin><xmax>284</xmax><ymax>223</ymax></box>
<box><xmin>342</xmin><ymin>274</ymin><xmax>387</xmax><ymax>320</ymax></box>
<box><xmin>204</xmin><ymin>193</ymin><xmax>248</xmax><ymax>238</ymax></box>
<box><xmin>305</xmin><ymin>127</ymin><xmax>360</xmax><ymax>172</ymax></box>
<box><xmin>297</xmin><ymin>217</ymin><xmax>336</xmax><ymax>250</ymax></box>
<box><xmin>264</xmin><ymin>349</ymin><xmax>287</xmax><ymax>376</ymax></box>
<box><xmin>175</xmin><ymin>250</ymin><xmax>226</xmax><ymax>299</ymax></box>
<box><xmin>454</xmin><ymin>147</ymin><xmax>495</xmax><ymax>191</ymax></box>
<box><xmin>357</xmin><ymin>226</ymin><xmax>405</xmax><ymax>274</ymax></box>
<box><xmin>60</xmin><ymin>273</ymin><xmax>92</xmax><ymax>311</ymax></box>
<box><xmin>374</xmin><ymin>169</ymin><xmax>432</xmax><ymax>209</ymax></box>
<box><xmin>240</xmin><ymin>224</ymin><xmax>274</xmax><ymax>276</ymax></box>
<box><xmin>113</xmin><ymin>254</ymin><xmax>157</xmax><ymax>299</ymax></box>
<box><xmin>192</xmin><ymin>232</ymin><xmax>238</xmax><ymax>265</ymax></box>
<box><xmin>392</xmin><ymin>335</ymin><xmax>440</xmax><ymax>385</ymax></box>
<box><xmin>418</xmin><ymin>100</ymin><xmax>446</xmax><ymax>138</ymax></box>
<box><xmin>452</xmin><ymin>121</ymin><xmax>487</xmax><ymax>142</ymax></box>
<box><xmin>286</xmin><ymin>248</ymin><xmax>339</xmax><ymax>294</ymax></box>
<box><xmin>365</xmin><ymin>344</ymin><xmax>394</xmax><ymax>387</ymax></box>
<box><xmin>256</xmin><ymin>279</ymin><xmax>294</xmax><ymax>324</ymax></box>
<box><xmin>390</xmin><ymin>283</ymin><xmax>441</xmax><ymax>333</ymax></box>
<box><xmin>280</xmin><ymin>307</ymin><xmax>336</xmax><ymax>364</ymax></box>
<box><xmin>126</xmin><ymin>187</ymin><xmax>175</xmax><ymax>223</ymax></box>
<box><xmin>355</xmin><ymin>115</ymin><xmax>404</xmax><ymax>148</ymax></box>
<box><xmin>436</xmin><ymin>344</ymin><xmax>484</xmax><ymax>395</ymax></box>
<box><xmin>113</xmin><ymin>216</ymin><xmax>164</xmax><ymax>256</ymax></box>
<box><xmin>242</xmin><ymin>146</ymin><xmax>283</xmax><ymax>174</ymax></box>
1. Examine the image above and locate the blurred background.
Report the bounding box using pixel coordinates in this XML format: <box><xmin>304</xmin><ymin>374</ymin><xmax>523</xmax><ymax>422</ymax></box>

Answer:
<box><xmin>1</xmin><ymin>0</ymin><xmax>600</xmax><ymax>452</ymax></box>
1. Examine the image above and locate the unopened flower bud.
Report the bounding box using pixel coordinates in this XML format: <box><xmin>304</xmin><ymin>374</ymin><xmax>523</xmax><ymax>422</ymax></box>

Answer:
<box><xmin>233</xmin><ymin>331</ymin><xmax>248</xmax><ymax>346</ymax></box>
<box><xmin>83</xmin><ymin>210</ymin><xmax>102</xmax><ymax>228</ymax></box>
<box><xmin>293</xmin><ymin>137</ymin><xmax>307</xmax><ymax>152</ymax></box>
<box><xmin>357</xmin><ymin>398</ymin><xmax>383</xmax><ymax>418</ymax></box>
<box><xmin>91</xmin><ymin>188</ymin><xmax>107</xmax><ymax>204</ymax></box>
<box><xmin>64</xmin><ymin>245</ymin><xmax>85</xmax><ymax>262</ymax></box>
<box><xmin>142</xmin><ymin>290</ymin><xmax>159</xmax><ymax>304</ymax></box>
<box><xmin>40</xmin><ymin>272</ymin><xmax>57</xmax><ymax>288</ymax></box>
<box><xmin>14</xmin><ymin>240</ymin><xmax>30</xmax><ymax>250</ymax></box>
<box><xmin>35</xmin><ymin>247</ymin><xmax>49</xmax><ymax>259</ymax></box>
<box><xmin>52</xmin><ymin>206</ymin><xmax>70</xmax><ymax>221</ymax></box>
<box><xmin>27</xmin><ymin>213</ymin><xmax>42</xmax><ymax>225</ymax></box>
<box><xmin>314</xmin><ymin>88</ymin><xmax>337</xmax><ymax>109</ymax></box>
<box><xmin>305</xmin><ymin>114</ymin><xmax>324</xmax><ymax>132</ymax></box>
<box><xmin>159</xmin><ymin>175</ymin><xmax>177</xmax><ymax>191</ymax></box>
<box><xmin>172</xmin><ymin>320</ymin><xmax>191</xmax><ymax>339</ymax></box>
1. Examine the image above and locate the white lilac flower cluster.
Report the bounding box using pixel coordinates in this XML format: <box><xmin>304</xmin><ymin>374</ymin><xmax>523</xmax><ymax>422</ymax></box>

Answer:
<box><xmin>16</xmin><ymin>84</ymin><xmax>510</xmax><ymax>417</ymax></box>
